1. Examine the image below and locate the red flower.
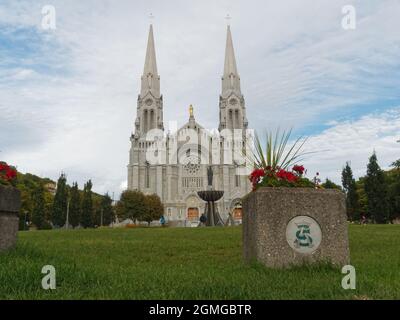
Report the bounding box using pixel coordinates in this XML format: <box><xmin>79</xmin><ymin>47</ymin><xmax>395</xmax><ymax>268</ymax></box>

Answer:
<box><xmin>276</xmin><ymin>169</ymin><xmax>286</xmax><ymax>179</ymax></box>
<box><xmin>285</xmin><ymin>171</ymin><xmax>298</xmax><ymax>182</ymax></box>
<box><xmin>276</xmin><ymin>169</ymin><xmax>298</xmax><ymax>183</ymax></box>
<box><xmin>292</xmin><ymin>165</ymin><xmax>305</xmax><ymax>175</ymax></box>
<box><xmin>0</xmin><ymin>162</ymin><xmax>17</xmax><ymax>182</ymax></box>
<box><xmin>250</xmin><ymin>169</ymin><xmax>265</xmax><ymax>179</ymax></box>
<box><xmin>5</xmin><ymin>168</ymin><xmax>16</xmax><ymax>180</ymax></box>
<box><xmin>249</xmin><ymin>168</ymin><xmax>265</xmax><ymax>187</ymax></box>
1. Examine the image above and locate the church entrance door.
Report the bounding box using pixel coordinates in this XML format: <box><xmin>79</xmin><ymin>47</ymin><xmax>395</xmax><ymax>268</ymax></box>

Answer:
<box><xmin>187</xmin><ymin>207</ymin><xmax>199</xmax><ymax>221</ymax></box>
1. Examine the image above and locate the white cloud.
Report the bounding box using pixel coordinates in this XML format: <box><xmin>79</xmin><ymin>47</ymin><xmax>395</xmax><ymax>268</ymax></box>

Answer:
<box><xmin>304</xmin><ymin>108</ymin><xmax>400</xmax><ymax>183</ymax></box>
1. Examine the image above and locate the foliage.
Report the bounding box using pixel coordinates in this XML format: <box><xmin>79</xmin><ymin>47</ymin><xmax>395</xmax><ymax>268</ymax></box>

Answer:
<box><xmin>247</xmin><ymin>130</ymin><xmax>315</xmax><ymax>190</ymax></box>
<box><xmin>81</xmin><ymin>180</ymin><xmax>94</xmax><ymax>228</ymax></box>
<box><xmin>31</xmin><ymin>184</ymin><xmax>46</xmax><ymax>229</ymax></box>
<box><xmin>249</xmin><ymin>165</ymin><xmax>315</xmax><ymax>190</ymax></box>
<box><xmin>69</xmin><ymin>182</ymin><xmax>81</xmax><ymax>228</ymax></box>
<box><xmin>341</xmin><ymin>162</ymin><xmax>360</xmax><ymax>221</ymax></box>
<box><xmin>364</xmin><ymin>152</ymin><xmax>389</xmax><ymax>223</ymax></box>
<box><xmin>116</xmin><ymin>190</ymin><xmax>147</xmax><ymax>222</ymax></box>
<box><xmin>391</xmin><ymin>159</ymin><xmax>400</xmax><ymax>170</ymax></box>
<box><xmin>248</xmin><ymin>129</ymin><xmax>311</xmax><ymax>171</ymax></box>
<box><xmin>142</xmin><ymin>194</ymin><xmax>164</xmax><ymax>226</ymax></box>
<box><xmin>14</xmin><ymin>172</ymin><xmax>54</xmax><ymax>230</ymax></box>
<box><xmin>100</xmin><ymin>193</ymin><xmax>114</xmax><ymax>226</ymax></box>
<box><xmin>386</xmin><ymin>167</ymin><xmax>400</xmax><ymax>221</ymax></box>
<box><xmin>322</xmin><ymin>178</ymin><xmax>342</xmax><ymax>190</ymax></box>
<box><xmin>52</xmin><ymin>173</ymin><xmax>68</xmax><ymax>227</ymax></box>
<box><xmin>0</xmin><ymin>161</ymin><xmax>17</xmax><ymax>187</ymax></box>
<box><xmin>355</xmin><ymin>178</ymin><xmax>368</xmax><ymax>217</ymax></box>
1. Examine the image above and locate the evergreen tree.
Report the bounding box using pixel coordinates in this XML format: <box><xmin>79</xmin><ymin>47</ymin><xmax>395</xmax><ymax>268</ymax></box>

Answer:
<box><xmin>101</xmin><ymin>193</ymin><xmax>114</xmax><ymax>226</ymax></box>
<box><xmin>81</xmin><ymin>180</ymin><xmax>93</xmax><ymax>228</ymax></box>
<box><xmin>364</xmin><ymin>152</ymin><xmax>389</xmax><ymax>223</ymax></box>
<box><xmin>341</xmin><ymin>162</ymin><xmax>360</xmax><ymax>221</ymax></box>
<box><xmin>322</xmin><ymin>178</ymin><xmax>342</xmax><ymax>190</ymax></box>
<box><xmin>388</xmin><ymin>162</ymin><xmax>400</xmax><ymax>221</ymax></box>
<box><xmin>52</xmin><ymin>173</ymin><xmax>68</xmax><ymax>227</ymax></box>
<box><xmin>391</xmin><ymin>159</ymin><xmax>400</xmax><ymax>170</ymax></box>
<box><xmin>69</xmin><ymin>182</ymin><xmax>81</xmax><ymax>228</ymax></box>
<box><xmin>32</xmin><ymin>184</ymin><xmax>46</xmax><ymax>229</ymax></box>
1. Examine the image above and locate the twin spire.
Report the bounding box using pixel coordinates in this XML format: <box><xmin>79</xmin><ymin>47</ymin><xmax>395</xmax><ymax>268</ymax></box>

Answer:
<box><xmin>143</xmin><ymin>24</ymin><xmax>158</xmax><ymax>76</ymax></box>
<box><xmin>141</xmin><ymin>24</ymin><xmax>160</xmax><ymax>97</ymax></box>
<box><xmin>222</xmin><ymin>25</ymin><xmax>241</xmax><ymax>96</ymax></box>
<box><xmin>140</xmin><ymin>23</ymin><xmax>241</xmax><ymax>99</ymax></box>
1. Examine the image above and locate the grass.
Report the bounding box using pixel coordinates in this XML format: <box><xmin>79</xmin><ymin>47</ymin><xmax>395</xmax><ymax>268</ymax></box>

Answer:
<box><xmin>0</xmin><ymin>225</ymin><xmax>399</xmax><ymax>299</ymax></box>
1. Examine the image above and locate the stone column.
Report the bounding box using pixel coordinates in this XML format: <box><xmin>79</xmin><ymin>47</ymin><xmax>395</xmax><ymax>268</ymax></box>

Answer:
<box><xmin>156</xmin><ymin>165</ymin><xmax>163</xmax><ymax>200</ymax></box>
<box><xmin>0</xmin><ymin>186</ymin><xmax>21</xmax><ymax>252</ymax></box>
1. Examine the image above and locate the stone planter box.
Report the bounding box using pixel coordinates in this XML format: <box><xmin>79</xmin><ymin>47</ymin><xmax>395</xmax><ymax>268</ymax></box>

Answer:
<box><xmin>0</xmin><ymin>185</ymin><xmax>21</xmax><ymax>252</ymax></box>
<box><xmin>242</xmin><ymin>187</ymin><xmax>350</xmax><ymax>268</ymax></box>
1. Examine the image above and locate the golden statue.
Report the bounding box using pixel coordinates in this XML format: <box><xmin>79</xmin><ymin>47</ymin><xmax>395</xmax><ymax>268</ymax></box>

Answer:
<box><xmin>189</xmin><ymin>104</ymin><xmax>194</xmax><ymax>117</ymax></box>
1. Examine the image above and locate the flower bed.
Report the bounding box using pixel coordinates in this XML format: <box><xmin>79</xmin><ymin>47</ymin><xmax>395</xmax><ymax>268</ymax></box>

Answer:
<box><xmin>249</xmin><ymin>165</ymin><xmax>315</xmax><ymax>190</ymax></box>
<box><xmin>0</xmin><ymin>162</ymin><xmax>17</xmax><ymax>187</ymax></box>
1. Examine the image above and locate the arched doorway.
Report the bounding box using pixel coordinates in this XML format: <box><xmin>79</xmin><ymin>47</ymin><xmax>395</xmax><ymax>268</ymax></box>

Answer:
<box><xmin>185</xmin><ymin>194</ymin><xmax>201</xmax><ymax>221</ymax></box>
<box><xmin>187</xmin><ymin>207</ymin><xmax>199</xmax><ymax>221</ymax></box>
<box><xmin>230</xmin><ymin>199</ymin><xmax>243</xmax><ymax>221</ymax></box>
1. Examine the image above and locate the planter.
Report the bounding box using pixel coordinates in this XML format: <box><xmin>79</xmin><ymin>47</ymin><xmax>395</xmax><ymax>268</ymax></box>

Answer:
<box><xmin>242</xmin><ymin>187</ymin><xmax>350</xmax><ymax>268</ymax></box>
<box><xmin>0</xmin><ymin>185</ymin><xmax>21</xmax><ymax>252</ymax></box>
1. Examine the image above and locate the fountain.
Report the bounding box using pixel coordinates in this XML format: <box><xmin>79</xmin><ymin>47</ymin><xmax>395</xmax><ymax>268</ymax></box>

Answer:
<box><xmin>197</xmin><ymin>166</ymin><xmax>224</xmax><ymax>226</ymax></box>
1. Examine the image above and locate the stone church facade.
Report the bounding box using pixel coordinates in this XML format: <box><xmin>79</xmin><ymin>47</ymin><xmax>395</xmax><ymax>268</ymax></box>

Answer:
<box><xmin>127</xmin><ymin>24</ymin><xmax>251</xmax><ymax>224</ymax></box>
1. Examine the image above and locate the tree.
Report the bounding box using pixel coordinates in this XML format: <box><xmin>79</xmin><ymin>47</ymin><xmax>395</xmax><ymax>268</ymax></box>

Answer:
<box><xmin>391</xmin><ymin>159</ymin><xmax>400</xmax><ymax>170</ymax></box>
<box><xmin>52</xmin><ymin>173</ymin><xmax>68</xmax><ymax>227</ymax></box>
<box><xmin>341</xmin><ymin>162</ymin><xmax>360</xmax><ymax>221</ymax></box>
<box><xmin>142</xmin><ymin>194</ymin><xmax>164</xmax><ymax>226</ymax></box>
<box><xmin>81</xmin><ymin>180</ymin><xmax>94</xmax><ymax>228</ymax></box>
<box><xmin>100</xmin><ymin>193</ymin><xmax>114</xmax><ymax>226</ymax></box>
<box><xmin>322</xmin><ymin>178</ymin><xmax>342</xmax><ymax>190</ymax></box>
<box><xmin>31</xmin><ymin>184</ymin><xmax>46</xmax><ymax>229</ymax></box>
<box><xmin>69</xmin><ymin>182</ymin><xmax>81</xmax><ymax>228</ymax></box>
<box><xmin>387</xmin><ymin>163</ymin><xmax>400</xmax><ymax>221</ymax></box>
<box><xmin>116</xmin><ymin>190</ymin><xmax>146</xmax><ymax>222</ymax></box>
<box><xmin>364</xmin><ymin>152</ymin><xmax>389</xmax><ymax>223</ymax></box>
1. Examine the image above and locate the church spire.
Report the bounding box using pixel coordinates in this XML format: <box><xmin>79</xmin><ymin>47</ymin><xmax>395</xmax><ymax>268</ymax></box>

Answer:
<box><xmin>141</xmin><ymin>24</ymin><xmax>160</xmax><ymax>97</ymax></box>
<box><xmin>222</xmin><ymin>25</ymin><xmax>241</xmax><ymax>97</ymax></box>
<box><xmin>218</xmin><ymin>24</ymin><xmax>247</xmax><ymax>132</ymax></box>
<box><xmin>135</xmin><ymin>24</ymin><xmax>164</xmax><ymax>135</ymax></box>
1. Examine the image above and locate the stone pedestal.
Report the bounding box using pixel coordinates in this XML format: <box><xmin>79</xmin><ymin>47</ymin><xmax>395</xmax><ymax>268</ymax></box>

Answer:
<box><xmin>242</xmin><ymin>187</ymin><xmax>350</xmax><ymax>268</ymax></box>
<box><xmin>0</xmin><ymin>185</ymin><xmax>21</xmax><ymax>252</ymax></box>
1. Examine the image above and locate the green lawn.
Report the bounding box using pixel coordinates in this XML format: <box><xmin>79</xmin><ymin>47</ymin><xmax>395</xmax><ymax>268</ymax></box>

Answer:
<box><xmin>0</xmin><ymin>225</ymin><xmax>399</xmax><ymax>299</ymax></box>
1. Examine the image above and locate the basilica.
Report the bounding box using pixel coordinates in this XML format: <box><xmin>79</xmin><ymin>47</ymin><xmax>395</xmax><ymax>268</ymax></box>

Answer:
<box><xmin>127</xmin><ymin>24</ymin><xmax>251</xmax><ymax>225</ymax></box>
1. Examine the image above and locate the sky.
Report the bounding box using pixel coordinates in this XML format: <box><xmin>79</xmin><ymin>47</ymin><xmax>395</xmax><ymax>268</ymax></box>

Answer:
<box><xmin>0</xmin><ymin>0</ymin><xmax>399</xmax><ymax>197</ymax></box>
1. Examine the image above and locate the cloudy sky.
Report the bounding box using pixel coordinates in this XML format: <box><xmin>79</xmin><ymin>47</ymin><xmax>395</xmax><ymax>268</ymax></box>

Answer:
<box><xmin>1</xmin><ymin>0</ymin><xmax>399</xmax><ymax>197</ymax></box>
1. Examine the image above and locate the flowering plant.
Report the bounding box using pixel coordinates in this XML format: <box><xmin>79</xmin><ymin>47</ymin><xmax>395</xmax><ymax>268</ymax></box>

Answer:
<box><xmin>247</xmin><ymin>129</ymin><xmax>316</xmax><ymax>190</ymax></box>
<box><xmin>0</xmin><ymin>161</ymin><xmax>17</xmax><ymax>187</ymax></box>
<box><xmin>249</xmin><ymin>165</ymin><xmax>316</xmax><ymax>190</ymax></box>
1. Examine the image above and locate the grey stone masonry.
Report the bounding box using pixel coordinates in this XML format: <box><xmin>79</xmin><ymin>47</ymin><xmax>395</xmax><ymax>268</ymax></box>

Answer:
<box><xmin>242</xmin><ymin>187</ymin><xmax>350</xmax><ymax>268</ymax></box>
<box><xmin>0</xmin><ymin>185</ymin><xmax>21</xmax><ymax>252</ymax></box>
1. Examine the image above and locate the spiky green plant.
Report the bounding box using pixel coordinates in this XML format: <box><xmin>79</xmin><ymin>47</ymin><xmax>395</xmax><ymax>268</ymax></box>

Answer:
<box><xmin>247</xmin><ymin>129</ymin><xmax>311</xmax><ymax>171</ymax></box>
